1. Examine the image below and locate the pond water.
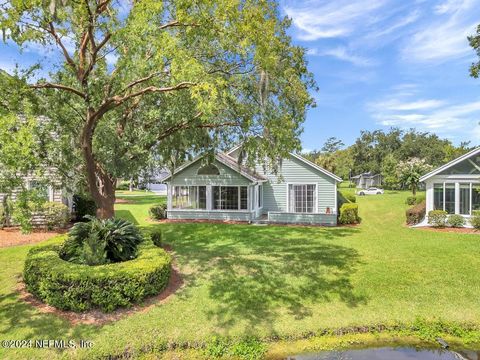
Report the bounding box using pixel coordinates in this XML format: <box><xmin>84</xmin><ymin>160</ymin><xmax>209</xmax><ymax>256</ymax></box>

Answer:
<box><xmin>286</xmin><ymin>347</ymin><xmax>480</xmax><ymax>360</ymax></box>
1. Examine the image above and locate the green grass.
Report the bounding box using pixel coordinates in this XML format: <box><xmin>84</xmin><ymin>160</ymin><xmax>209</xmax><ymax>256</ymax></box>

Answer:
<box><xmin>1</xmin><ymin>191</ymin><xmax>480</xmax><ymax>359</ymax></box>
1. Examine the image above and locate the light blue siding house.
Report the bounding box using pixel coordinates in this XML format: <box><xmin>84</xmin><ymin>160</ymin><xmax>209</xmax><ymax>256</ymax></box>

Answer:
<box><xmin>162</xmin><ymin>145</ymin><xmax>342</xmax><ymax>225</ymax></box>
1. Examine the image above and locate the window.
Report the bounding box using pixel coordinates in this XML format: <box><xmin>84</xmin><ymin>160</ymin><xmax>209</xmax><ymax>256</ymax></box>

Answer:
<box><xmin>197</xmin><ymin>164</ymin><xmax>220</xmax><ymax>175</ymax></box>
<box><xmin>460</xmin><ymin>184</ymin><xmax>471</xmax><ymax>215</ymax></box>
<box><xmin>212</xmin><ymin>186</ymin><xmax>248</xmax><ymax>210</ymax></box>
<box><xmin>288</xmin><ymin>184</ymin><xmax>316</xmax><ymax>213</ymax></box>
<box><xmin>473</xmin><ymin>185</ymin><xmax>480</xmax><ymax>212</ymax></box>
<box><xmin>172</xmin><ymin>186</ymin><xmax>206</xmax><ymax>209</ymax></box>
<box><xmin>433</xmin><ymin>183</ymin><xmax>444</xmax><ymax>210</ymax></box>
<box><xmin>445</xmin><ymin>183</ymin><xmax>455</xmax><ymax>214</ymax></box>
<box><xmin>29</xmin><ymin>180</ymin><xmax>49</xmax><ymax>201</ymax></box>
<box><xmin>257</xmin><ymin>185</ymin><xmax>263</xmax><ymax>208</ymax></box>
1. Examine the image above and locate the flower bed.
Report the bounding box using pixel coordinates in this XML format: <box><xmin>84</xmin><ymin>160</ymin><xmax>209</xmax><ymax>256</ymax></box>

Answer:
<box><xmin>23</xmin><ymin>241</ymin><xmax>171</xmax><ymax>312</ymax></box>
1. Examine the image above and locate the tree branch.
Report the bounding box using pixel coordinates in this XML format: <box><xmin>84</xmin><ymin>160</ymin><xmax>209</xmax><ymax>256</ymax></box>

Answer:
<box><xmin>47</xmin><ymin>22</ymin><xmax>77</xmax><ymax>74</ymax></box>
<box><xmin>159</xmin><ymin>20</ymin><xmax>199</xmax><ymax>30</ymax></box>
<box><xmin>30</xmin><ymin>83</ymin><xmax>86</xmax><ymax>99</ymax></box>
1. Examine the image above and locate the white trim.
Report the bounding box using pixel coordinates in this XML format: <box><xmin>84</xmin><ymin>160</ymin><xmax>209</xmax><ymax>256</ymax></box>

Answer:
<box><xmin>286</xmin><ymin>182</ymin><xmax>318</xmax><ymax>214</ymax></box>
<box><xmin>334</xmin><ymin>182</ymin><xmax>338</xmax><ymax>214</ymax></box>
<box><xmin>420</xmin><ymin>147</ymin><xmax>480</xmax><ymax>182</ymax></box>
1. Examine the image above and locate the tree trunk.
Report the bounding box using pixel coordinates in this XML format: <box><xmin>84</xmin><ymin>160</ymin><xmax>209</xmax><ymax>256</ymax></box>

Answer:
<box><xmin>81</xmin><ymin>109</ymin><xmax>117</xmax><ymax>219</ymax></box>
<box><xmin>412</xmin><ymin>184</ymin><xmax>417</xmax><ymax>196</ymax></box>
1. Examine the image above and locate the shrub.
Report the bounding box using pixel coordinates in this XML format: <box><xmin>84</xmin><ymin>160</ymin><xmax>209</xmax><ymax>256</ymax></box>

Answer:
<box><xmin>470</xmin><ymin>210</ymin><xmax>480</xmax><ymax>230</ymax></box>
<box><xmin>447</xmin><ymin>214</ymin><xmax>466</xmax><ymax>228</ymax></box>
<box><xmin>72</xmin><ymin>194</ymin><xmax>96</xmax><ymax>222</ymax></box>
<box><xmin>24</xmin><ymin>242</ymin><xmax>171</xmax><ymax>312</ymax></box>
<box><xmin>116</xmin><ymin>180</ymin><xmax>131</xmax><ymax>190</ymax></box>
<box><xmin>339</xmin><ymin>203</ymin><xmax>361</xmax><ymax>224</ymax></box>
<box><xmin>151</xmin><ymin>231</ymin><xmax>162</xmax><ymax>247</ymax></box>
<box><xmin>42</xmin><ymin>202</ymin><xmax>69</xmax><ymax>230</ymax></box>
<box><xmin>342</xmin><ymin>192</ymin><xmax>356</xmax><ymax>203</ymax></box>
<box><xmin>60</xmin><ymin>216</ymin><xmax>143</xmax><ymax>265</ymax></box>
<box><xmin>406</xmin><ymin>201</ymin><xmax>426</xmax><ymax>225</ymax></box>
<box><xmin>149</xmin><ymin>203</ymin><xmax>167</xmax><ymax>220</ymax></box>
<box><xmin>428</xmin><ymin>210</ymin><xmax>448</xmax><ymax>228</ymax></box>
<box><xmin>406</xmin><ymin>194</ymin><xmax>426</xmax><ymax>205</ymax></box>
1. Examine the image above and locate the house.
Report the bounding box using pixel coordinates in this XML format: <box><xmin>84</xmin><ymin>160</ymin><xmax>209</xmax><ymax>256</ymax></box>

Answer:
<box><xmin>351</xmin><ymin>172</ymin><xmax>382</xmax><ymax>189</ymax></box>
<box><xmin>420</xmin><ymin>147</ymin><xmax>480</xmax><ymax>219</ymax></box>
<box><xmin>162</xmin><ymin>145</ymin><xmax>342</xmax><ymax>225</ymax></box>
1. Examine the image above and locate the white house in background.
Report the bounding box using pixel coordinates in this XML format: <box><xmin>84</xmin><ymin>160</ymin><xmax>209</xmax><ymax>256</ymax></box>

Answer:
<box><xmin>420</xmin><ymin>147</ymin><xmax>480</xmax><ymax>219</ymax></box>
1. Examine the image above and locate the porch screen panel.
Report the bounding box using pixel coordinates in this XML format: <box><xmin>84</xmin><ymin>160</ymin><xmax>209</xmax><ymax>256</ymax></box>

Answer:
<box><xmin>473</xmin><ymin>185</ymin><xmax>480</xmax><ymax>211</ymax></box>
<box><xmin>433</xmin><ymin>183</ymin><xmax>444</xmax><ymax>210</ymax></box>
<box><xmin>212</xmin><ymin>186</ymin><xmax>246</xmax><ymax>210</ymax></box>
<box><xmin>288</xmin><ymin>184</ymin><xmax>315</xmax><ymax>213</ymax></box>
<box><xmin>172</xmin><ymin>186</ymin><xmax>206</xmax><ymax>209</ymax></box>
<box><xmin>460</xmin><ymin>184</ymin><xmax>470</xmax><ymax>215</ymax></box>
<box><xmin>240</xmin><ymin>187</ymin><xmax>248</xmax><ymax>210</ymax></box>
<box><xmin>444</xmin><ymin>183</ymin><xmax>455</xmax><ymax>214</ymax></box>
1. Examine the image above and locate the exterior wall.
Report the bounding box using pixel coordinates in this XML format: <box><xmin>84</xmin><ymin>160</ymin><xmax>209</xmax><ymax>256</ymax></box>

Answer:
<box><xmin>268</xmin><ymin>212</ymin><xmax>337</xmax><ymax>226</ymax></box>
<box><xmin>167</xmin><ymin>210</ymin><xmax>254</xmax><ymax>221</ymax></box>
<box><xmin>170</xmin><ymin>159</ymin><xmax>251</xmax><ymax>186</ymax></box>
<box><xmin>255</xmin><ymin>155</ymin><xmax>337</xmax><ymax>214</ymax></box>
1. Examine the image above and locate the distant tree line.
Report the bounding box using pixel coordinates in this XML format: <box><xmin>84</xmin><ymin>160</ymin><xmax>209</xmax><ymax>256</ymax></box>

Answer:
<box><xmin>302</xmin><ymin>128</ymin><xmax>473</xmax><ymax>189</ymax></box>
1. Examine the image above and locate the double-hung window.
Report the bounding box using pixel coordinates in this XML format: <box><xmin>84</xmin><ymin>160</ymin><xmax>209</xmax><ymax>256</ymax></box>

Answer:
<box><xmin>288</xmin><ymin>184</ymin><xmax>316</xmax><ymax>213</ymax></box>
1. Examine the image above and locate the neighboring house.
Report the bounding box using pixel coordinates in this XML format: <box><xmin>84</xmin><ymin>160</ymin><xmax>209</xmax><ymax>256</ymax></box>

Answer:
<box><xmin>162</xmin><ymin>145</ymin><xmax>342</xmax><ymax>225</ymax></box>
<box><xmin>351</xmin><ymin>172</ymin><xmax>382</xmax><ymax>189</ymax></box>
<box><xmin>420</xmin><ymin>147</ymin><xmax>480</xmax><ymax>219</ymax></box>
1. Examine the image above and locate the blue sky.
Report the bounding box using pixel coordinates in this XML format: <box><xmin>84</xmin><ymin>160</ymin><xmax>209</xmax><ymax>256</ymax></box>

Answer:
<box><xmin>282</xmin><ymin>0</ymin><xmax>480</xmax><ymax>151</ymax></box>
<box><xmin>1</xmin><ymin>1</ymin><xmax>479</xmax><ymax>151</ymax></box>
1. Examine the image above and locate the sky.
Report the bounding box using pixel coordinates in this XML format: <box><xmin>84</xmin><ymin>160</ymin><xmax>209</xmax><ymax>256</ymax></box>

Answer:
<box><xmin>1</xmin><ymin>1</ymin><xmax>479</xmax><ymax>151</ymax></box>
<box><xmin>282</xmin><ymin>0</ymin><xmax>480</xmax><ymax>151</ymax></box>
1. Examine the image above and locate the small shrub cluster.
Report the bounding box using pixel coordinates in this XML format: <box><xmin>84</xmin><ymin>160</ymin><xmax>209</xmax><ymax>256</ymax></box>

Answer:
<box><xmin>116</xmin><ymin>181</ymin><xmax>131</xmax><ymax>191</ymax></box>
<box><xmin>406</xmin><ymin>193</ymin><xmax>426</xmax><ymax>206</ymax></box>
<box><xmin>151</xmin><ymin>231</ymin><xmax>162</xmax><ymax>247</ymax></box>
<box><xmin>72</xmin><ymin>194</ymin><xmax>96</xmax><ymax>222</ymax></box>
<box><xmin>149</xmin><ymin>203</ymin><xmax>167</xmax><ymax>220</ymax></box>
<box><xmin>338</xmin><ymin>203</ymin><xmax>361</xmax><ymax>225</ymax></box>
<box><xmin>428</xmin><ymin>210</ymin><xmax>448</xmax><ymax>228</ymax></box>
<box><xmin>447</xmin><ymin>214</ymin><xmax>466</xmax><ymax>228</ymax></box>
<box><xmin>470</xmin><ymin>210</ymin><xmax>480</xmax><ymax>229</ymax></box>
<box><xmin>24</xmin><ymin>241</ymin><xmax>171</xmax><ymax>312</ymax></box>
<box><xmin>406</xmin><ymin>201</ymin><xmax>426</xmax><ymax>225</ymax></box>
<box><xmin>204</xmin><ymin>337</ymin><xmax>266</xmax><ymax>360</ymax></box>
<box><xmin>60</xmin><ymin>216</ymin><xmax>143</xmax><ymax>266</ymax></box>
<box><xmin>42</xmin><ymin>202</ymin><xmax>70</xmax><ymax>230</ymax></box>
<box><xmin>342</xmin><ymin>192</ymin><xmax>356</xmax><ymax>203</ymax></box>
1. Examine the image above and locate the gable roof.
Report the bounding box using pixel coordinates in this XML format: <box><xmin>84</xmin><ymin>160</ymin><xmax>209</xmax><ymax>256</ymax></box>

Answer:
<box><xmin>226</xmin><ymin>144</ymin><xmax>343</xmax><ymax>182</ymax></box>
<box><xmin>420</xmin><ymin>147</ymin><xmax>480</xmax><ymax>182</ymax></box>
<box><xmin>161</xmin><ymin>152</ymin><xmax>267</xmax><ymax>183</ymax></box>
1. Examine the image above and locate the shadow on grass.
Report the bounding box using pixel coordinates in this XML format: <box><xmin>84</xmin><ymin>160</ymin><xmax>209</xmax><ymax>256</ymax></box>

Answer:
<box><xmin>114</xmin><ymin>210</ymin><xmax>139</xmax><ymax>225</ymax></box>
<box><xmin>161</xmin><ymin>223</ymin><xmax>366</xmax><ymax>332</ymax></box>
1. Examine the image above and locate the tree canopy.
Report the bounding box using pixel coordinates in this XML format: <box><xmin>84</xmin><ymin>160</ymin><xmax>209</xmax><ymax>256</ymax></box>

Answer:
<box><xmin>0</xmin><ymin>0</ymin><xmax>315</xmax><ymax>218</ymax></box>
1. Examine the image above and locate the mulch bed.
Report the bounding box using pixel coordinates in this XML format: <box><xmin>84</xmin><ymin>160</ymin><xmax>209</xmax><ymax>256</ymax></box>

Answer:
<box><xmin>158</xmin><ymin>218</ymin><xmax>358</xmax><ymax>228</ymax></box>
<box><xmin>415</xmin><ymin>226</ymin><xmax>480</xmax><ymax>234</ymax></box>
<box><xmin>16</xmin><ymin>244</ymin><xmax>184</xmax><ymax>326</ymax></box>
<box><xmin>115</xmin><ymin>198</ymin><xmax>134</xmax><ymax>204</ymax></box>
<box><xmin>0</xmin><ymin>228</ymin><xmax>67</xmax><ymax>248</ymax></box>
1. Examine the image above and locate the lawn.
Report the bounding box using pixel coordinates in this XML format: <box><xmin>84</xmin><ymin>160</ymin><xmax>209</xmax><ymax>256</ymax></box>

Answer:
<box><xmin>1</xmin><ymin>191</ymin><xmax>480</xmax><ymax>359</ymax></box>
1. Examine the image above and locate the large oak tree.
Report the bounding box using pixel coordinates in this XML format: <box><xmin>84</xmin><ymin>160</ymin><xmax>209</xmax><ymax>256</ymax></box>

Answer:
<box><xmin>0</xmin><ymin>0</ymin><xmax>314</xmax><ymax>218</ymax></box>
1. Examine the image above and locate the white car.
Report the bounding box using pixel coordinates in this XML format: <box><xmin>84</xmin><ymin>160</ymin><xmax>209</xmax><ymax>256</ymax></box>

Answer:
<box><xmin>357</xmin><ymin>187</ymin><xmax>384</xmax><ymax>196</ymax></box>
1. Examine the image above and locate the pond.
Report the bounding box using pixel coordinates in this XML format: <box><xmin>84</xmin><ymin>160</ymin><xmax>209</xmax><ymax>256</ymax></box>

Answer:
<box><xmin>286</xmin><ymin>347</ymin><xmax>480</xmax><ymax>360</ymax></box>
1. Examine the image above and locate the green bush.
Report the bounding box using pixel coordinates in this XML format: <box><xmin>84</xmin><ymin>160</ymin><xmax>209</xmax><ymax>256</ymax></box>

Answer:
<box><xmin>406</xmin><ymin>194</ymin><xmax>426</xmax><ymax>205</ymax></box>
<box><xmin>151</xmin><ymin>231</ymin><xmax>162</xmax><ymax>247</ymax></box>
<box><xmin>60</xmin><ymin>216</ymin><xmax>143</xmax><ymax>265</ymax></box>
<box><xmin>42</xmin><ymin>202</ymin><xmax>69</xmax><ymax>230</ymax></box>
<box><xmin>149</xmin><ymin>203</ymin><xmax>167</xmax><ymax>220</ymax></box>
<box><xmin>116</xmin><ymin>180</ymin><xmax>131</xmax><ymax>190</ymax></box>
<box><xmin>72</xmin><ymin>194</ymin><xmax>96</xmax><ymax>222</ymax></box>
<box><xmin>339</xmin><ymin>203</ymin><xmax>361</xmax><ymax>224</ymax></box>
<box><xmin>428</xmin><ymin>210</ymin><xmax>448</xmax><ymax>228</ymax></box>
<box><xmin>447</xmin><ymin>214</ymin><xmax>466</xmax><ymax>228</ymax></box>
<box><xmin>406</xmin><ymin>201</ymin><xmax>426</xmax><ymax>225</ymax></box>
<box><xmin>470</xmin><ymin>210</ymin><xmax>480</xmax><ymax>230</ymax></box>
<box><xmin>24</xmin><ymin>241</ymin><xmax>171</xmax><ymax>312</ymax></box>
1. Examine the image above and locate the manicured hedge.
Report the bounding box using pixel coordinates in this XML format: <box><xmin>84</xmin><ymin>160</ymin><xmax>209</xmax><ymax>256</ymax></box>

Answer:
<box><xmin>338</xmin><ymin>203</ymin><xmax>361</xmax><ymax>225</ymax></box>
<box><xmin>24</xmin><ymin>241</ymin><xmax>171</xmax><ymax>312</ymax></box>
<box><xmin>428</xmin><ymin>210</ymin><xmax>448</xmax><ymax>228</ymax></box>
<box><xmin>470</xmin><ymin>210</ymin><xmax>480</xmax><ymax>229</ymax></box>
<box><xmin>406</xmin><ymin>201</ymin><xmax>426</xmax><ymax>225</ymax></box>
<box><xmin>149</xmin><ymin>203</ymin><xmax>167</xmax><ymax>220</ymax></box>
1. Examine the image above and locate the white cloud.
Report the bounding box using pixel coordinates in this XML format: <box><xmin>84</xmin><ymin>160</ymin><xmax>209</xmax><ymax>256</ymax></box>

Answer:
<box><xmin>283</xmin><ymin>0</ymin><xmax>387</xmax><ymax>41</ymax></box>
<box><xmin>368</xmin><ymin>86</ymin><xmax>480</xmax><ymax>142</ymax></box>
<box><xmin>402</xmin><ymin>0</ymin><xmax>479</xmax><ymax>62</ymax></box>
<box><xmin>308</xmin><ymin>46</ymin><xmax>377</xmax><ymax>67</ymax></box>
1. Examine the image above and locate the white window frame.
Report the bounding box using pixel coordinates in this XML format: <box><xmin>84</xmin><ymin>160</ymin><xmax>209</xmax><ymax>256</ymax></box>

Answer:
<box><xmin>211</xmin><ymin>185</ymin><xmax>249</xmax><ymax>211</ymax></box>
<box><xmin>286</xmin><ymin>183</ymin><xmax>318</xmax><ymax>214</ymax></box>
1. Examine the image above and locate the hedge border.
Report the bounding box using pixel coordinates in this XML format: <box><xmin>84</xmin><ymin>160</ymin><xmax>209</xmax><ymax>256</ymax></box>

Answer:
<box><xmin>23</xmin><ymin>241</ymin><xmax>171</xmax><ymax>312</ymax></box>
